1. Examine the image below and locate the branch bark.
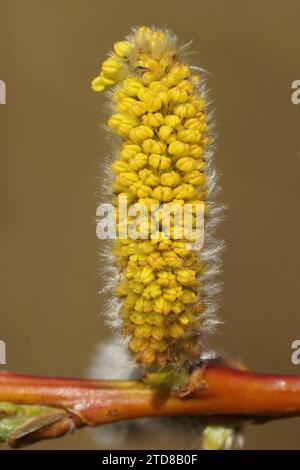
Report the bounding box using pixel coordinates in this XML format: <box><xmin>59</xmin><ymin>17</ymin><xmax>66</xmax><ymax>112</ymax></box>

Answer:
<box><xmin>1</xmin><ymin>365</ymin><xmax>300</xmax><ymax>447</ymax></box>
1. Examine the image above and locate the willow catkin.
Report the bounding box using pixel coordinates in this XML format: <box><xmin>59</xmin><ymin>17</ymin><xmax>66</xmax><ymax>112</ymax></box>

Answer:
<box><xmin>92</xmin><ymin>26</ymin><xmax>222</xmax><ymax>371</ymax></box>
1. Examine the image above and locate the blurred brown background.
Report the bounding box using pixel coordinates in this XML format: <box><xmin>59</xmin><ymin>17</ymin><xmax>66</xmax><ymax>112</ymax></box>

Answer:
<box><xmin>1</xmin><ymin>0</ymin><xmax>300</xmax><ymax>450</ymax></box>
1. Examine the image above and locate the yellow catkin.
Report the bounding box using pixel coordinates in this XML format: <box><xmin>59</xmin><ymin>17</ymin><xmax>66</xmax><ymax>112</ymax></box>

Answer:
<box><xmin>92</xmin><ymin>26</ymin><xmax>213</xmax><ymax>368</ymax></box>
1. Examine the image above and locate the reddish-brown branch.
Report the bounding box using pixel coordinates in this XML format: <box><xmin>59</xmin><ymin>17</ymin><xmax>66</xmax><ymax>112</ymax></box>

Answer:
<box><xmin>1</xmin><ymin>365</ymin><xmax>300</xmax><ymax>428</ymax></box>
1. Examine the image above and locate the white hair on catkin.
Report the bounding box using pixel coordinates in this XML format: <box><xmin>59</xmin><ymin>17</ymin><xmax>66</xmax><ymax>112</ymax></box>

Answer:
<box><xmin>93</xmin><ymin>26</ymin><xmax>225</xmax><ymax>369</ymax></box>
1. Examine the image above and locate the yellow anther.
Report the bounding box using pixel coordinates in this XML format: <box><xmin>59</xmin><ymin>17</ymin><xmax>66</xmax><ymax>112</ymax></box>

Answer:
<box><xmin>173</xmin><ymin>183</ymin><xmax>196</xmax><ymax>199</ymax></box>
<box><xmin>158</xmin><ymin>125</ymin><xmax>173</xmax><ymax>142</ymax></box>
<box><xmin>107</xmin><ymin>114</ymin><xmax>137</xmax><ymax>136</ymax></box>
<box><xmin>168</xmin><ymin>141</ymin><xmax>190</xmax><ymax>157</ymax></box>
<box><xmin>152</xmin><ymin>186</ymin><xmax>173</xmax><ymax>202</ymax></box>
<box><xmin>149</xmin><ymin>154</ymin><xmax>171</xmax><ymax>171</ymax></box>
<box><xmin>102</xmin><ymin>75</ymin><xmax>117</xmax><ymax>87</ymax></box>
<box><xmin>112</xmin><ymin>88</ymin><xmax>127</xmax><ymax>102</ymax></box>
<box><xmin>116</xmin><ymin>172</ymin><xmax>139</xmax><ymax>187</ymax></box>
<box><xmin>120</xmin><ymin>144</ymin><xmax>142</xmax><ymax>160</ymax></box>
<box><xmin>135</xmin><ymin>25</ymin><xmax>152</xmax><ymax>38</ymax></box>
<box><xmin>135</xmin><ymin>298</ymin><xmax>153</xmax><ymax>313</ymax></box>
<box><xmin>197</xmin><ymin>111</ymin><xmax>206</xmax><ymax>121</ymax></box>
<box><xmin>189</xmin><ymin>144</ymin><xmax>204</xmax><ymax>158</ymax></box>
<box><xmin>142</xmin><ymin>283</ymin><xmax>162</xmax><ymax>299</ymax></box>
<box><xmin>183</xmin><ymin>170</ymin><xmax>205</xmax><ymax>185</ymax></box>
<box><xmin>157</xmin><ymin>271</ymin><xmax>177</xmax><ymax>287</ymax></box>
<box><xmin>143</xmin><ymin>173</ymin><xmax>160</xmax><ymax>187</ymax></box>
<box><xmin>117</xmin><ymin>96</ymin><xmax>146</xmax><ymax>117</ymax></box>
<box><xmin>158</xmin><ymin>90</ymin><xmax>169</xmax><ymax>106</ymax></box>
<box><xmin>123</xmin><ymin>78</ymin><xmax>144</xmax><ymax>96</ymax></box>
<box><xmin>176</xmin><ymin>269</ymin><xmax>196</xmax><ymax>285</ymax></box>
<box><xmin>152</xmin><ymin>327</ymin><xmax>165</xmax><ymax>341</ymax></box>
<box><xmin>202</xmin><ymin>135</ymin><xmax>210</xmax><ymax>146</ymax></box>
<box><xmin>178</xmin><ymin>313</ymin><xmax>190</xmax><ymax>327</ymax></box>
<box><xmin>91</xmin><ymin>76</ymin><xmax>105</xmax><ymax>93</ymax></box>
<box><xmin>129</xmin><ymin>312</ymin><xmax>146</xmax><ymax>325</ymax></box>
<box><xmin>147</xmin><ymin>252</ymin><xmax>166</xmax><ymax>270</ymax></box>
<box><xmin>113</xmin><ymin>181</ymin><xmax>127</xmax><ymax>193</ymax></box>
<box><xmin>136</xmin><ymin>240</ymin><xmax>155</xmax><ymax>254</ymax></box>
<box><xmin>140</xmin><ymin>349</ymin><xmax>156</xmax><ymax>366</ymax></box>
<box><xmin>160</xmin><ymin>171</ymin><xmax>180</xmax><ymax>187</ymax></box>
<box><xmin>142</xmin><ymin>71</ymin><xmax>157</xmax><ymax>84</ymax></box>
<box><xmin>129</xmin><ymin>125</ymin><xmax>154</xmax><ymax>143</ymax></box>
<box><xmin>178</xmin><ymin>129</ymin><xmax>202</xmax><ymax>144</ymax></box>
<box><xmin>107</xmin><ymin>113</ymin><xmax>124</xmax><ymax>129</ymax></box>
<box><xmin>149</xmin><ymin>81</ymin><xmax>168</xmax><ymax>93</ymax></box>
<box><xmin>191</xmin><ymin>97</ymin><xmax>205</xmax><ymax>110</ymax></box>
<box><xmin>165</xmin><ymin>134</ymin><xmax>177</xmax><ymax>144</ymax></box>
<box><xmin>137</xmin><ymin>266</ymin><xmax>155</xmax><ymax>284</ymax></box>
<box><xmin>180</xmin><ymin>289</ymin><xmax>197</xmax><ymax>304</ymax></box>
<box><xmin>132</xmin><ymin>183</ymin><xmax>152</xmax><ymax>198</ymax></box>
<box><xmin>142</xmin><ymin>139</ymin><xmax>166</xmax><ymax>155</ymax></box>
<box><xmin>91</xmin><ymin>75</ymin><xmax>113</xmax><ymax>92</ymax></box>
<box><xmin>129</xmin><ymin>100</ymin><xmax>147</xmax><ymax>117</ymax></box>
<box><xmin>168</xmin><ymin>87</ymin><xmax>188</xmax><ymax>103</ymax></box>
<box><xmin>138</xmin><ymin>54</ymin><xmax>159</xmax><ymax>70</ymax></box>
<box><xmin>169</xmin><ymin>322</ymin><xmax>185</xmax><ymax>339</ymax></box>
<box><xmin>137</xmin><ymin>87</ymin><xmax>163</xmax><ymax>112</ymax></box>
<box><xmin>147</xmin><ymin>313</ymin><xmax>164</xmax><ymax>326</ymax></box>
<box><xmin>184</xmin><ymin>117</ymin><xmax>203</xmax><ymax>131</ymax></box>
<box><xmin>171</xmin><ymin>301</ymin><xmax>184</xmax><ymax>314</ymax></box>
<box><xmin>175</xmin><ymin>157</ymin><xmax>196</xmax><ymax>173</ymax></box>
<box><xmin>102</xmin><ymin>57</ymin><xmax>122</xmax><ymax>78</ymax></box>
<box><xmin>154</xmin><ymin>296</ymin><xmax>171</xmax><ymax>315</ymax></box>
<box><xmin>163</xmin><ymin>64</ymin><xmax>190</xmax><ymax>87</ymax></box>
<box><xmin>138</xmin><ymin>168</ymin><xmax>152</xmax><ymax>182</ymax></box>
<box><xmin>128</xmin><ymin>153</ymin><xmax>148</xmax><ymax>171</ymax></box>
<box><xmin>177</xmin><ymin>80</ymin><xmax>193</xmax><ymax>93</ymax></box>
<box><xmin>125</xmin><ymin>264</ymin><xmax>136</xmax><ymax>279</ymax></box>
<box><xmin>162</xmin><ymin>286</ymin><xmax>182</xmax><ymax>302</ymax></box>
<box><xmin>163</xmin><ymin>251</ymin><xmax>182</xmax><ymax>268</ymax></box>
<box><xmin>129</xmin><ymin>336</ymin><xmax>147</xmax><ymax>353</ymax></box>
<box><xmin>164</xmin><ymin>115</ymin><xmax>181</xmax><ymax>128</ymax></box>
<box><xmin>116</xmin><ymin>96</ymin><xmax>136</xmax><ymax>113</ymax></box>
<box><xmin>174</xmin><ymin>103</ymin><xmax>196</xmax><ymax>118</ymax></box>
<box><xmin>134</xmin><ymin>324</ymin><xmax>153</xmax><ymax>338</ymax></box>
<box><xmin>129</xmin><ymin>253</ymin><xmax>147</xmax><ymax>266</ymax></box>
<box><xmin>158</xmin><ymin>239</ymin><xmax>172</xmax><ymax>250</ymax></box>
<box><xmin>114</xmin><ymin>40</ymin><xmax>133</xmax><ymax>57</ymax></box>
<box><xmin>142</xmin><ymin>112</ymin><xmax>164</xmax><ymax>128</ymax></box>
<box><xmin>128</xmin><ymin>280</ymin><xmax>145</xmax><ymax>294</ymax></box>
<box><xmin>171</xmin><ymin>241</ymin><xmax>188</xmax><ymax>256</ymax></box>
<box><xmin>118</xmin><ymin>119</ymin><xmax>138</xmax><ymax>137</ymax></box>
<box><xmin>112</xmin><ymin>160</ymin><xmax>131</xmax><ymax>173</ymax></box>
<box><xmin>200</xmin><ymin>122</ymin><xmax>208</xmax><ymax>132</ymax></box>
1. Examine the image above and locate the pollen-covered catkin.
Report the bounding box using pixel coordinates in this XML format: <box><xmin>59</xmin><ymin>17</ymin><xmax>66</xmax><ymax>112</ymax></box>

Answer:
<box><xmin>92</xmin><ymin>26</ymin><xmax>221</xmax><ymax>369</ymax></box>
